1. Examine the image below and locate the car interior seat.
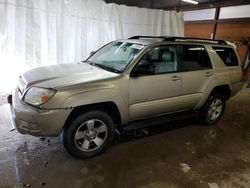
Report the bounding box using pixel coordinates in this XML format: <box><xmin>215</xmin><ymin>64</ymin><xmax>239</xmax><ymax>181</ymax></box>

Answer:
<box><xmin>155</xmin><ymin>50</ymin><xmax>176</xmax><ymax>73</ymax></box>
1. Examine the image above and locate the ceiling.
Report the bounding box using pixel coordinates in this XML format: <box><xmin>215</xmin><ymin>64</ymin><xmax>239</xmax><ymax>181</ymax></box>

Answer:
<box><xmin>104</xmin><ymin>0</ymin><xmax>250</xmax><ymax>11</ymax></box>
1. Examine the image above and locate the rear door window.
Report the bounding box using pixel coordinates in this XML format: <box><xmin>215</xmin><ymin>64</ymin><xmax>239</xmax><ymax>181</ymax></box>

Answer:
<box><xmin>212</xmin><ymin>47</ymin><xmax>239</xmax><ymax>66</ymax></box>
<box><xmin>182</xmin><ymin>45</ymin><xmax>212</xmax><ymax>71</ymax></box>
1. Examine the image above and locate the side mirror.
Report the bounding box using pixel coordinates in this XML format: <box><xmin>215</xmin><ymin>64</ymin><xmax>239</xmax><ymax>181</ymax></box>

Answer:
<box><xmin>131</xmin><ymin>62</ymin><xmax>154</xmax><ymax>77</ymax></box>
<box><xmin>89</xmin><ymin>51</ymin><xmax>96</xmax><ymax>57</ymax></box>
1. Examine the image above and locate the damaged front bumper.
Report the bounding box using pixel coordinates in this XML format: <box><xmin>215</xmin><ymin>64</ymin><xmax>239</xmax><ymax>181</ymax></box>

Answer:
<box><xmin>9</xmin><ymin>88</ymin><xmax>72</xmax><ymax>137</ymax></box>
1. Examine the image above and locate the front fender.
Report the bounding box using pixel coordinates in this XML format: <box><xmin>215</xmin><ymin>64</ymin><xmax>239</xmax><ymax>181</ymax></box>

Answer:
<box><xmin>63</xmin><ymin>88</ymin><xmax>129</xmax><ymax>124</ymax></box>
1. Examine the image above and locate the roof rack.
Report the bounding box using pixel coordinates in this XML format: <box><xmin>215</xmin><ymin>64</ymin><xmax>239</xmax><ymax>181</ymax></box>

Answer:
<box><xmin>128</xmin><ymin>36</ymin><xmax>227</xmax><ymax>45</ymax></box>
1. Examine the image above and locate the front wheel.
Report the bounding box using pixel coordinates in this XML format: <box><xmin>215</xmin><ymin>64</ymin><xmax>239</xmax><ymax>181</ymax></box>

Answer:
<box><xmin>198</xmin><ymin>94</ymin><xmax>226</xmax><ymax>125</ymax></box>
<box><xmin>63</xmin><ymin>110</ymin><xmax>114</xmax><ymax>159</ymax></box>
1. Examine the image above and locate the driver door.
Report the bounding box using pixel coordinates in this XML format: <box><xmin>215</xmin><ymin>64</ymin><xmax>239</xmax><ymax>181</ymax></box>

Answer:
<box><xmin>129</xmin><ymin>45</ymin><xmax>182</xmax><ymax>120</ymax></box>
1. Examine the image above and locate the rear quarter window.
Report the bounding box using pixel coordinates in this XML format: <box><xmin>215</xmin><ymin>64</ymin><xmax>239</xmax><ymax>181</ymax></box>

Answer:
<box><xmin>212</xmin><ymin>47</ymin><xmax>239</xmax><ymax>66</ymax></box>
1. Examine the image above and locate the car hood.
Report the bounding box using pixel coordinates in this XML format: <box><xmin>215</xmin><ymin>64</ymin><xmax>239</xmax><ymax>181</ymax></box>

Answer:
<box><xmin>21</xmin><ymin>63</ymin><xmax>119</xmax><ymax>89</ymax></box>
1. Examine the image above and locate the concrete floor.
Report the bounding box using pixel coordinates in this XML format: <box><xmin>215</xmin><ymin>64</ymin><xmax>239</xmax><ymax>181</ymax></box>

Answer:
<box><xmin>1</xmin><ymin>87</ymin><xmax>250</xmax><ymax>188</ymax></box>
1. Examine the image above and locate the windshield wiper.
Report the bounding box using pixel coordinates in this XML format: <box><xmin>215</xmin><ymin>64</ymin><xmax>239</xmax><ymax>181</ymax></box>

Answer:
<box><xmin>84</xmin><ymin>60</ymin><xmax>92</xmax><ymax>64</ymax></box>
<box><xmin>90</xmin><ymin>63</ymin><xmax>121</xmax><ymax>73</ymax></box>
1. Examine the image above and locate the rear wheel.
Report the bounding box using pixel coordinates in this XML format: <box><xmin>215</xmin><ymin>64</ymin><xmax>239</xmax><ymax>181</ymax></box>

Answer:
<box><xmin>63</xmin><ymin>110</ymin><xmax>114</xmax><ymax>159</ymax></box>
<box><xmin>198</xmin><ymin>93</ymin><xmax>226</xmax><ymax>125</ymax></box>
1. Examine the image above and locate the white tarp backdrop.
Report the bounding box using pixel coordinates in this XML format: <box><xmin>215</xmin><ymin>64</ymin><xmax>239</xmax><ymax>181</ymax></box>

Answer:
<box><xmin>0</xmin><ymin>0</ymin><xmax>184</xmax><ymax>92</ymax></box>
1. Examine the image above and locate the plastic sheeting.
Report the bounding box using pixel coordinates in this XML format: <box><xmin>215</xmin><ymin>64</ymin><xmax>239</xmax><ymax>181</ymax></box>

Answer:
<box><xmin>0</xmin><ymin>0</ymin><xmax>184</xmax><ymax>92</ymax></box>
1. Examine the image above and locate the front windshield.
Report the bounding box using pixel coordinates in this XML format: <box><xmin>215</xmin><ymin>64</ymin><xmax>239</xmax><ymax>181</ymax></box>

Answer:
<box><xmin>87</xmin><ymin>41</ymin><xmax>145</xmax><ymax>72</ymax></box>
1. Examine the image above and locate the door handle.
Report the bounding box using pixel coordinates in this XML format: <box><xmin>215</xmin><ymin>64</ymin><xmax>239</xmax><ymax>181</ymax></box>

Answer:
<box><xmin>206</xmin><ymin>72</ymin><xmax>211</xmax><ymax>77</ymax></box>
<box><xmin>171</xmin><ymin>75</ymin><xmax>181</xmax><ymax>81</ymax></box>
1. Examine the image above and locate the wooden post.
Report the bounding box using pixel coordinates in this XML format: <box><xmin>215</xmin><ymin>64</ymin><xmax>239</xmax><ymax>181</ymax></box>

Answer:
<box><xmin>212</xmin><ymin>7</ymin><xmax>220</xmax><ymax>39</ymax></box>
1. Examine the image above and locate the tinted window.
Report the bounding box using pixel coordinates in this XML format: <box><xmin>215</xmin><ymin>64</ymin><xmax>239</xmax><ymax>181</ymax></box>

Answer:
<box><xmin>182</xmin><ymin>45</ymin><xmax>212</xmax><ymax>71</ymax></box>
<box><xmin>136</xmin><ymin>45</ymin><xmax>179</xmax><ymax>75</ymax></box>
<box><xmin>213</xmin><ymin>47</ymin><xmax>239</xmax><ymax>66</ymax></box>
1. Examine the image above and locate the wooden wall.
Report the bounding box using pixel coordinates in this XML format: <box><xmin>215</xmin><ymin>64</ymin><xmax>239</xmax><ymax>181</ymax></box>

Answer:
<box><xmin>185</xmin><ymin>22</ymin><xmax>214</xmax><ymax>39</ymax></box>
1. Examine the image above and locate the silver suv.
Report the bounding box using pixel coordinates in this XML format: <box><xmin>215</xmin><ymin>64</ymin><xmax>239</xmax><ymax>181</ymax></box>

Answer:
<box><xmin>10</xmin><ymin>36</ymin><xmax>243</xmax><ymax>158</ymax></box>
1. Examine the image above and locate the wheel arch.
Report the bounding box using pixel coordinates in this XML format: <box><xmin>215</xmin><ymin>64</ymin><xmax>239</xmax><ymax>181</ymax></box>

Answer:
<box><xmin>63</xmin><ymin>102</ymin><xmax>122</xmax><ymax>131</ymax></box>
<box><xmin>196</xmin><ymin>80</ymin><xmax>232</xmax><ymax>110</ymax></box>
<box><xmin>209</xmin><ymin>85</ymin><xmax>231</xmax><ymax>100</ymax></box>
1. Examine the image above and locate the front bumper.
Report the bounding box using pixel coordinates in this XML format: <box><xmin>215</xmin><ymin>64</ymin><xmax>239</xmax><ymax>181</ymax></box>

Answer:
<box><xmin>9</xmin><ymin>88</ymin><xmax>72</xmax><ymax>137</ymax></box>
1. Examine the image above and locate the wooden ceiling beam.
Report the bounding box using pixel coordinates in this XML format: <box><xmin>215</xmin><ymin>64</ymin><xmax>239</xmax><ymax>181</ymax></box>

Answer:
<box><xmin>104</xmin><ymin>0</ymin><xmax>250</xmax><ymax>11</ymax></box>
<box><xmin>185</xmin><ymin>17</ymin><xmax>250</xmax><ymax>23</ymax></box>
<box><xmin>175</xmin><ymin>0</ymin><xmax>250</xmax><ymax>11</ymax></box>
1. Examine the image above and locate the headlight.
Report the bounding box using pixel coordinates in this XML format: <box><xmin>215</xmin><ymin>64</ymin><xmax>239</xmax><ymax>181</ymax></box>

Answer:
<box><xmin>23</xmin><ymin>87</ymin><xmax>56</xmax><ymax>106</ymax></box>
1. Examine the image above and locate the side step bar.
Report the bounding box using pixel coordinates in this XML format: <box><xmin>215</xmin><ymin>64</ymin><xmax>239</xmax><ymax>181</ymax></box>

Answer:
<box><xmin>123</xmin><ymin>111</ymin><xmax>198</xmax><ymax>131</ymax></box>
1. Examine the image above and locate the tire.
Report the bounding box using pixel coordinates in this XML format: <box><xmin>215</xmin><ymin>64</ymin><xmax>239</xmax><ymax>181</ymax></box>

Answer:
<box><xmin>63</xmin><ymin>110</ymin><xmax>115</xmax><ymax>159</ymax></box>
<box><xmin>198</xmin><ymin>93</ymin><xmax>226</xmax><ymax>125</ymax></box>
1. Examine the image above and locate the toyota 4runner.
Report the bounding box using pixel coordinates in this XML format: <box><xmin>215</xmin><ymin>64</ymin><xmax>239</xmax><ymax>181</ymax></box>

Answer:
<box><xmin>9</xmin><ymin>36</ymin><xmax>243</xmax><ymax>158</ymax></box>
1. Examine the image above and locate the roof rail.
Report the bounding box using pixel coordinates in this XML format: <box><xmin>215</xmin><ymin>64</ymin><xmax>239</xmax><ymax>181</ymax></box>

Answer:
<box><xmin>128</xmin><ymin>36</ymin><xmax>227</xmax><ymax>45</ymax></box>
<box><xmin>129</xmin><ymin>36</ymin><xmax>167</xmax><ymax>40</ymax></box>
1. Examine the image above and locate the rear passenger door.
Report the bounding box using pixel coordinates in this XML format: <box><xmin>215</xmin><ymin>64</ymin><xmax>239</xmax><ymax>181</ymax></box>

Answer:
<box><xmin>179</xmin><ymin>44</ymin><xmax>214</xmax><ymax>110</ymax></box>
